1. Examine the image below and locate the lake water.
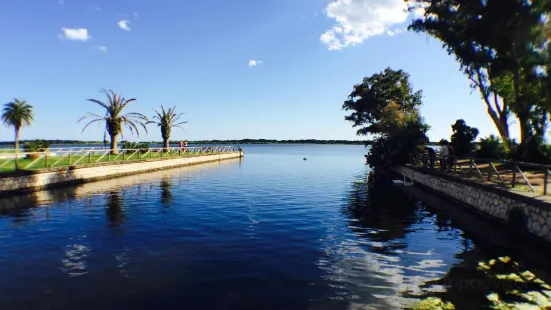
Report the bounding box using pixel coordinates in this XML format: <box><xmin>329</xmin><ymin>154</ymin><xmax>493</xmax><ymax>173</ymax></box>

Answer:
<box><xmin>0</xmin><ymin>144</ymin><xmax>550</xmax><ymax>309</ymax></box>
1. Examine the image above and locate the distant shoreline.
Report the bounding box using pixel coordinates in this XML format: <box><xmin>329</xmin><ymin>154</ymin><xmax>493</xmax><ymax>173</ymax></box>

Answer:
<box><xmin>0</xmin><ymin>139</ymin><xmax>451</xmax><ymax>146</ymax></box>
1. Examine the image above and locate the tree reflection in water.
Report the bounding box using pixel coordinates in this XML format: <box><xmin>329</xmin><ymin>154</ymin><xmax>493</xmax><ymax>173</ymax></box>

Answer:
<box><xmin>106</xmin><ymin>190</ymin><xmax>125</xmax><ymax>226</ymax></box>
<box><xmin>342</xmin><ymin>173</ymin><xmax>420</xmax><ymax>255</ymax></box>
<box><xmin>160</xmin><ymin>175</ymin><xmax>173</xmax><ymax>205</ymax></box>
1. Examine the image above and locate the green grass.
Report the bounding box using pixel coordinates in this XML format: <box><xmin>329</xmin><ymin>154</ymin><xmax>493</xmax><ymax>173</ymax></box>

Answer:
<box><xmin>0</xmin><ymin>150</ymin><xmax>233</xmax><ymax>174</ymax></box>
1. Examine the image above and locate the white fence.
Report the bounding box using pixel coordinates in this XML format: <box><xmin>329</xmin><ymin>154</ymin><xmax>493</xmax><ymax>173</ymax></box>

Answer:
<box><xmin>0</xmin><ymin>146</ymin><xmax>240</xmax><ymax>170</ymax></box>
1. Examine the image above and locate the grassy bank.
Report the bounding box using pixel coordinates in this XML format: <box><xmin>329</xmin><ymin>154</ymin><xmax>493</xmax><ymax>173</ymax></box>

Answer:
<box><xmin>0</xmin><ymin>150</ymin><xmax>234</xmax><ymax>174</ymax></box>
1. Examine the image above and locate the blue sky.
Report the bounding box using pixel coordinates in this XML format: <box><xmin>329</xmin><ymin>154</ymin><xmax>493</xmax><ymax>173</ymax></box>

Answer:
<box><xmin>0</xmin><ymin>0</ymin><xmax>519</xmax><ymax>142</ymax></box>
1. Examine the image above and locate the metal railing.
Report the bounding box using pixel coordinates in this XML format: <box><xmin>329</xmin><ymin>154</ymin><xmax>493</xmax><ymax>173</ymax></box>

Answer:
<box><xmin>412</xmin><ymin>153</ymin><xmax>551</xmax><ymax>196</ymax></box>
<box><xmin>0</xmin><ymin>146</ymin><xmax>240</xmax><ymax>172</ymax></box>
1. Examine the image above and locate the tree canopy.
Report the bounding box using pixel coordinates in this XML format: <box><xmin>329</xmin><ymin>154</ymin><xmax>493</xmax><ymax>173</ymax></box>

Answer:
<box><xmin>408</xmin><ymin>0</ymin><xmax>551</xmax><ymax>143</ymax></box>
<box><xmin>450</xmin><ymin>119</ymin><xmax>479</xmax><ymax>155</ymax></box>
<box><xmin>343</xmin><ymin>68</ymin><xmax>429</xmax><ymax>168</ymax></box>
<box><xmin>2</xmin><ymin>98</ymin><xmax>34</xmax><ymax>151</ymax></box>
<box><xmin>79</xmin><ymin>89</ymin><xmax>148</xmax><ymax>154</ymax></box>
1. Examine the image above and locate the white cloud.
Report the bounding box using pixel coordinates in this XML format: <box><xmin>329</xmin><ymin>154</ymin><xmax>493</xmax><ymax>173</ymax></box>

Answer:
<box><xmin>118</xmin><ymin>20</ymin><xmax>131</xmax><ymax>31</ymax></box>
<box><xmin>59</xmin><ymin>27</ymin><xmax>90</xmax><ymax>41</ymax></box>
<box><xmin>320</xmin><ymin>0</ymin><xmax>415</xmax><ymax>50</ymax></box>
<box><xmin>386</xmin><ymin>28</ymin><xmax>404</xmax><ymax>36</ymax></box>
<box><xmin>248</xmin><ymin>60</ymin><xmax>262</xmax><ymax>67</ymax></box>
<box><xmin>92</xmin><ymin>45</ymin><xmax>107</xmax><ymax>52</ymax></box>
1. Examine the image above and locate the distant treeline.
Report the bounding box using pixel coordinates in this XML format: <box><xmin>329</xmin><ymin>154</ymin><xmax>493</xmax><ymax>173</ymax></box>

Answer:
<box><xmin>179</xmin><ymin>139</ymin><xmax>367</xmax><ymax>145</ymax></box>
<box><xmin>0</xmin><ymin>139</ymin><xmax>453</xmax><ymax>146</ymax></box>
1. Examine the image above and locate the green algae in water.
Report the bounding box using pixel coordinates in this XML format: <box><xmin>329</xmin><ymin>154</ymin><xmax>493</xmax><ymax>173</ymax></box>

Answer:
<box><xmin>409</xmin><ymin>297</ymin><xmax>455</xmax><ymax>310</ymax></box>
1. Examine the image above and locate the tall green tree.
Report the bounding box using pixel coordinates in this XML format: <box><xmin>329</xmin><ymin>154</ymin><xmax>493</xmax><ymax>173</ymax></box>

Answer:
<box><xmin>147</xmin><ymin>105</ymin><xmax>187</xmax><ymax>151</ymax></box>
<box><xmin>1</xmin><ymin>99</ymin><xmax>34</xmax><ymax>151</ymax></box>
<box><xmin>343</xmin><ymin>68</ymin><xmax>429</xmax><ymax>168</ymax></box>
<box><xmin>79</xmin><ymin>89</ymin><xmax>148</xmax><ymax>154</ymax></box>
<box><xmin>408</xmin><ymin>0</ymin><xmax>551</xmax><ymax>142</ymax></box>
<box><xmin>450</xmin><ymin>119</ymin><xmax>479</xmax><ymax>155</ymax></box>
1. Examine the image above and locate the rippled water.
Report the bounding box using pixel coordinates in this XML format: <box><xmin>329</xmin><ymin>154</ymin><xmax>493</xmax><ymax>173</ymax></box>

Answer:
<box><xmin>0</xmin><ymin>145</ymin><xmax>550</xmax><ymax>309</ymax></box>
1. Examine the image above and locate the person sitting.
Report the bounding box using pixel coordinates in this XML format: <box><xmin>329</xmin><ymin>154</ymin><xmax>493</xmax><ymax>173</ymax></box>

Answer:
<box><xmin>439</xmin><ymin>140</ymin><xmax>450</xmax><ymax>172</ymax></box>
<box><xmin>424</xmin><ymin>146</ymin><xmax>436</xmax><ymax>169</ymax></box>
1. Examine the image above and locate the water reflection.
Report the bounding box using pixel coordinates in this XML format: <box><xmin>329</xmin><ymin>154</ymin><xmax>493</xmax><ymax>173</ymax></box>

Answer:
<box><xmin>160</xmin><ymin>176</ymin><xmax>173</xmax><ymax>205</ymax></box>
<box><xmin>342</xmin><ymin>176</ymin><xmax>419</xmax><ymax>254</ymax></box>
<box><xmin>396</xmin><ymin>179</ymin><xmax>551</xmax><ymax>309</ymax></box>
<box><xmin>106</xmin><ymin>190</ymin><xmax>125</xmax><ymax>227</ymax></box>
<box><xmin>317</xmin><ymin>175</ymin><xmax>431</xmax><ymax>309</ymax></box>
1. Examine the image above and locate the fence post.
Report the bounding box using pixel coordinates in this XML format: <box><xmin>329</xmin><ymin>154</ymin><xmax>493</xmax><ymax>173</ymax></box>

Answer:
<box><xmin>469</xmin><ymin>160</ymin><xmax>473</xmax><ymax>177</ymax></box>
<box><xmin>512</xmin><ymin>168</ymin><xmax>517</xmax><ymax>188</ymax></box>
<box><xmin>108</xmin><ymin>153</ymin><xmax>111</xmax><ymax>161</ymax></box>
<box><xmin>123</xmin><ymin>151</ymin><xmax>125</xmax><ymax>160</ymax></box>
<box><xmin>487</xmin><ymin>161</ymin><xmax>492</xmax><ymax>181</ymax></box>
<box><xmin>68</xmin><ymin>153</ymin><xmax>72</xmax><ymax>165</ymax></box>
<box><xmin>545</xmin><ymin>169</ymin><xmax>549</xmax><ymax>195</ymax></box>
<box><xmin>88</xmin><ymin>153</ymin><xmax>92</xmax><ymax>163</ymax></box>
<box><xmin>45</xmin><ymin>153</ymin><xmax>48</xmax><ymax>168</ymax></box>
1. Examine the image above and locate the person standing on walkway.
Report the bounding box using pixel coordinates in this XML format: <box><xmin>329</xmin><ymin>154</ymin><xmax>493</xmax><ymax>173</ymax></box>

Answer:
<box><xmin>179</xmin><ymin>140</ymin><xmax>184</xmax><ymax>151</ymax></box>
<box><xmin>447</xmin><ymin>143</ymin><xmax>455</xmax><ymax>173</ymax></box>
<box><xmin>439</xmin><ymin>140</ymin><xmax>449</xmax><ymax>172</ymax></box>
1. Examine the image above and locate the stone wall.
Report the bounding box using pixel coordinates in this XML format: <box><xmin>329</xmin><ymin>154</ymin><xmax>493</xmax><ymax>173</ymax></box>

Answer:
<box><xmin>393</xmin><ymin>165</ymin><xmax>551</xmax><ymax>243</ymax></box>
<box><xmin>0</xmin><ymin>151</ymin><xmax>243</xmax><ymax>194</ymax></box>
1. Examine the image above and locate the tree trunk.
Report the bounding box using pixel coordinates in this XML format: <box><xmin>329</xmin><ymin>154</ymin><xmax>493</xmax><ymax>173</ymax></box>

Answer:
<box><xmin>163</xmin><ymin>139</ymin><xmax>169</xmax><ymax>152</ymax></box>
<box><xmin>110</xmin><ymin>134</ymin><xmax>119</xmax><ymax>155</ymax></box>
<box><xmin>519</xmin><ymin>116</ymin><xmax>533</xmax><ymax>143</ymax></box>
<box><xmin>486</xmin><ymin>107</ymin><xmax>510</xmax><ymax>140</ymax></box>
<box><xmin>14</xmin><ymin>127</ymin><xmax>20</xmax><ymax>170</ymax></box>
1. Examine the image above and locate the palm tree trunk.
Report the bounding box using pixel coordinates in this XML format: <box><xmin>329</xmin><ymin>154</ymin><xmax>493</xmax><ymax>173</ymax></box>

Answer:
<box><xmin>14</xmin><ymin>127</ymin><xmax>20</xmax><ymax>170</ymax></box>
<box><xmin>110</xmin><ymin>134</ymin><xmax>119</xmax><ymax>155</ymax></box>
<box><xmin>164</xmin><ymin>139</ymin><xmax>169</xmax><ymax>152</ymax></box>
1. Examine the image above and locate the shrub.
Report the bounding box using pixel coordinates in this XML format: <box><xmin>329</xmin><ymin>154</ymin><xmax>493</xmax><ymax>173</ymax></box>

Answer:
<box><xmin>510</xmin><ymin>136</ymin><xmax>550</xmax><ymax>164</ymax></box>
<box><xmin>23</xmin><ymin>140</ymin><xmax>51</xmax><ymax>159</ymax></box>
<box><xmin>122</xmin><ymin>141</ymin><xmax>150</xmax><ymax>153</ymax></box>
<box><xmin>476</xmin><ymin>135</ymin><xmax>509</xmax><ymax>160</ymax></box>
<box><xmin>450</xmin><ymin>119</ymin><xmax>479</xmax><ymax>156</ymax></box>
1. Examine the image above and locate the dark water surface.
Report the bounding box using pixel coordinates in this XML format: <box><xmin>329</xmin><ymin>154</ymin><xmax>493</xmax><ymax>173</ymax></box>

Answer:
<box><xmin>0</xmin><ymin>145</ymin><xmax>550</xmax><ymax>309</ymax></box>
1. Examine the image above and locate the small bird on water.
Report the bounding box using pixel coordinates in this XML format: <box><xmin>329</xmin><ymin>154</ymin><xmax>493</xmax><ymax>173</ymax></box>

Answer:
<box><xmin>303</xmin><ymin>157</ymin><xmax>307</xmax><ymax>161</ymax></box>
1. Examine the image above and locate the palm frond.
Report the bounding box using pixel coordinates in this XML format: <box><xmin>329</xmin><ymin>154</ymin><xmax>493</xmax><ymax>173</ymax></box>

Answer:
<box><xmin>2</xmin><ymin>98</ymin><xmax>34</xmax><ymax>128</ymax></box>
<box><xmin>87</xmin><ymin>98</ymin><xmax>110</xmax><ymax>110</ymax></box>
<box><xmin>81</xmin><ymin>118</ymin><xmax>105</xmax><ymax>133</ymax></box>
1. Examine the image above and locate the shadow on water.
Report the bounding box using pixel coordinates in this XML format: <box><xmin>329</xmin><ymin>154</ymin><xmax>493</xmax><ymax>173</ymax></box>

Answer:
<box><xmin>106</xmin><ymin>190</ymin><xmax>125</xmax><ymax>227</ymax></box>
<box><xmin>160</xmin><ymin>175</ymin><xmax>173</xmax><ymax>206</ymax></box>
<box><xmin>388</xmin><ymin>176</ymin><xmax>551</xmax><ymax>309</ymax></box>
<box><xmin>342</xmin><ymin>174</ymin><xmax>419</xmax><ymax>254</ymax></box>
<box><xmin>0</xmin><ymin>185</ymin><xmax>78</xmax><ymax>224</ymax></box>
<box><xmin>335</xmin><ymin>173</ymin><xmax>551</xmax><ymax>309</ymax></box>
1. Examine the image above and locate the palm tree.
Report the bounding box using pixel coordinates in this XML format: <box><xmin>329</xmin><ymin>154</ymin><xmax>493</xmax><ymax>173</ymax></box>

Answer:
<box><xmin>147</xmin><ymin>105</ymin><xmax>187</xmax><ymax>151</ymax></box>
<box><xmin>2</xmin><ymin>99</ymin><xmax>34</xmax><ymax>169</ymax></box>
<box><xmin>79</xmin><ymin>89</ymin><xmax>148</xmax><ymax>154</ymax></box>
